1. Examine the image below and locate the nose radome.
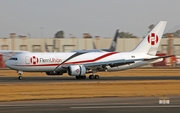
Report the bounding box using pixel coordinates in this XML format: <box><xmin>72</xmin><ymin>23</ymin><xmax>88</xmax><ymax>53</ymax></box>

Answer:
<box><xmin>5</xmin><ymin>60</ymin><xmax>10</xmax><ymax>68</ymax></box>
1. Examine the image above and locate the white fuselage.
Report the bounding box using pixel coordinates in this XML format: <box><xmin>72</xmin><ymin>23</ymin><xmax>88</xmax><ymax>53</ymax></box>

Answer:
<box><xmin>5</xmin><ymin>51</ymin><xmax>161</xmax><ymax>72</ymax></box>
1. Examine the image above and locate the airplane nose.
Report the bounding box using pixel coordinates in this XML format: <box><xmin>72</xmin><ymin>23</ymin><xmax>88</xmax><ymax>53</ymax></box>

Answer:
<box><xmin>5</xmin><ymin>60</ymin><xmax>10</xmax><ymax>68</ymax></box>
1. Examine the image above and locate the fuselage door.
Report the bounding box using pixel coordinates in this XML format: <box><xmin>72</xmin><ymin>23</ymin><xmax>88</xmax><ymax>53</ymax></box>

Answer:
<box><xmin>25</xmin><ymin>56</ymin><xmax>30</xmax><ymax>64</ymax></box>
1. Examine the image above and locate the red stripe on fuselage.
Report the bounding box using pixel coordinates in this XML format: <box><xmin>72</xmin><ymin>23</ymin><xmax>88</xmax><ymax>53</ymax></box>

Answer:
<box><xmin>63</xmin><ymin>52</ymin><xmax>118</xmax><ymax>65</ymax></box>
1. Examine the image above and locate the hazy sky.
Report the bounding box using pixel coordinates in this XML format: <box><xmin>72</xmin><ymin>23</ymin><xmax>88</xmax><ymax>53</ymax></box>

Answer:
<box><xmin>0</xmin><ymin>0</ymin><xmax>180</xmax><ymax>38</ymax></box>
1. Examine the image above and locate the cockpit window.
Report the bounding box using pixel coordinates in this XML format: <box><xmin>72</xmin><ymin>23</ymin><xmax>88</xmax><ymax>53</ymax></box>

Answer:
<box><xmin>9</xmin><ymin>58</ymin><xmax>18</xmax><ymax>60</ymax></box>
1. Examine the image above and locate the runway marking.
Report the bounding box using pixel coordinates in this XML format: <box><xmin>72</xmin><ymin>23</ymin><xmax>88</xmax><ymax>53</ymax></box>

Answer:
<box><xmin>0</xmin><ymin>103</ymin><xmax>136</xmax><ymax>107</ymax></box>
<box><xmin>70</xmin><ymin>105</ymin><xmax>180</xmax><ymax>109</ymax></box>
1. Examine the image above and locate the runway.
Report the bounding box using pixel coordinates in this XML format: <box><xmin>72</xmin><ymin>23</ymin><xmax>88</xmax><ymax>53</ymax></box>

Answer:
<box><xmin>0</xmin><ymin>96</ymin><xmax>179</xmax><ymax>113</ymax></box>
<box><xmin>0</xmin><ymin>76</ymin><xmax>180</xmax><ymax>83</ymax></box>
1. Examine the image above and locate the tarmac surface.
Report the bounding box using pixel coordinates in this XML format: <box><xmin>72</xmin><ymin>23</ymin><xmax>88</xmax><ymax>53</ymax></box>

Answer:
<box><xmin>0</xmin><ymin>96</ymin><xmax>179</xmax><ymax>113</ymax></box>
<box><xmin>0</xmin><ymin>76</ymin><xmax>180</xmax><ymax>83</ymax></box>
<box><xmin>0</xmin><ymin>75</ymin><xmax>180</xmax><ymax>112</ymax></box>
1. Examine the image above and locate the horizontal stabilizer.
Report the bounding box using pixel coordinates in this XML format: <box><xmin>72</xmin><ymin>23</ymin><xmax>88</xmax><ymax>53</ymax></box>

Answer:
<box><xmin>143</xmin><ymin>55</ymin><xmax>175</xmax><ymax>61</ymax></box>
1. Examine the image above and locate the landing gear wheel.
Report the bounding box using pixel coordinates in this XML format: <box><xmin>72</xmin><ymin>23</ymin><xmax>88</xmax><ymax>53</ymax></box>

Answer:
<box><xmin>94</xmin><ymin>75</ymin><xmax>99</xmax><ymax>79</ymax></box>
<box><xmin>89</xmin><ymin>75</ymin><xmax>99</xmax><ymax>79</ymax></box>
<box><xmin>18</xmin><ymin>71</ymin><xmax>23</xmax><ymax>80</ymax></box>
<box><xmin>89</xmin><ymin>75</ymin><xmax>95</xmax><ymax>79</ymax></box>
<box><xmin>18</xmin><ymin>76</ymin><xmax>23</xmax><ymax>80</ymax></box>
<box><xmin>76</xmin><ymin>76</ymin><xmax>80</xmax><ymax>79</ymax></box>
<box><xmin>89</xmin><ymin>75</ymin><xmax>92</xmax><ymax>79</ymax></box>
<box><xmin>81</xmin><ymin>76</ymin><xmax>86</xmax><ymax>79</ymax></box>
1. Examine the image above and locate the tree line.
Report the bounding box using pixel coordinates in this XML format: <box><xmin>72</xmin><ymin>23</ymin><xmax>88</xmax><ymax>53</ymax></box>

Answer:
<box><xmin>54</xmin><ymin>24</ymin><xmax>180</xmax><ymax>38</ymax></box>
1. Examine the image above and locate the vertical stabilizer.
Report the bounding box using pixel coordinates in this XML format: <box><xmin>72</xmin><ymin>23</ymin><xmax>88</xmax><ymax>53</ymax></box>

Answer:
<box><xmin>92</xmin><ymin>41</ymin><xmax>97</xmax><ymax>49</ymax></box>
<box><xmin>131</xmin><ymin>21</ymin><xmax>167</xmax><ymax>55</ymax></box>
<box><xmin>109</xmin><ymin>29</ymin><xmax>119</xmax><ymax>51</ymax></box>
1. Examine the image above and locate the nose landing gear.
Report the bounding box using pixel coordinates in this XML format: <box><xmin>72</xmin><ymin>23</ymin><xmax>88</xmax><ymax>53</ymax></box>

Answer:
<box><xmin>18</xmin><ymin>71</ymin><xmax>23</xmax><ymax>80</ymax></box>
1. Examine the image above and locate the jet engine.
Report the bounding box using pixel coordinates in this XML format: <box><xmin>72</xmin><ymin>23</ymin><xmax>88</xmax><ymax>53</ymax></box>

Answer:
<box><xmin>67</xmin><ymin>65</ymin><xmax>86</xmax><ymax>76</ymax></box>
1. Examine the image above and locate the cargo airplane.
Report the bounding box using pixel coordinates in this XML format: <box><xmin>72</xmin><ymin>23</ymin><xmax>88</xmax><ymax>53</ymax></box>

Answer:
<box><xmin>5</xmin><ymin>21</ymin><xmax>173</xmax><ymax>80</ymax></box>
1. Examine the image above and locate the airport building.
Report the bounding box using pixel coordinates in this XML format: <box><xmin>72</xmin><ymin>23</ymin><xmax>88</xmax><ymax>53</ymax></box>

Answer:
<box><xmin>0</xmin><ymin>34</ymin><xmax>179</xmax><ymax>54</ymax></box>
<box><xmin>0</xmin><ymin>33</ymin><xmax>179</xmax><ymax>67</ymax></box>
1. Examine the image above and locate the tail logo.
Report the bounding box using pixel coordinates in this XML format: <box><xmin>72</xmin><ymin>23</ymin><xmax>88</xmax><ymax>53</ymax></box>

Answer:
<box><xmin>30</xmin><ymin>56</ymin><xmax>39</xmax><ymax>65</ymax></box>
<box><xmin>147</xmin><ymin>33</ymin><xmax>159</xmax><ymax>45</ymax></box>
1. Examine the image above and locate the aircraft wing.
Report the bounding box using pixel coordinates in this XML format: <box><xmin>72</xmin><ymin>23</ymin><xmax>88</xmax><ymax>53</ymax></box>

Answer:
<box><xmin>83</xmin><ymin>55</ymin><xmax>175</xmax><ymax>69</ymax></box>
<box><xmin>57</xmin><ymin>58</ymin><xmax>143</xmax><ymax>70</ymax></box>
<box><xmin>54</xmin><ymin>55</ymin><xmax>174</xmax><ymax>72</ymax></box>
<box><xmin>84</xmin><ymin>55</ymin><xmax>174</xmax><ymax>68</ymax></box>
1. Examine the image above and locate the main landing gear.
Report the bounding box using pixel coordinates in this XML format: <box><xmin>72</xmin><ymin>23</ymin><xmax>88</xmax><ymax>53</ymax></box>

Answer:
<box><xmin>18</xmin><ymin>71</ymin><xmax>23</xmax><ymax>80</ymax></box>
<box><xmin>75</xmin><ymin>75</ymin><xmax>99</xmax><ymax>80</ymax></box>
<box><xmin>89</xmin><ymin>69</ymin><xmax>99</xmax><ymax>79</ymax></box>
<box><xmin>89</xmin><ymin>74</ymin><xmax>99</xmax><ymax>79</ymax></box>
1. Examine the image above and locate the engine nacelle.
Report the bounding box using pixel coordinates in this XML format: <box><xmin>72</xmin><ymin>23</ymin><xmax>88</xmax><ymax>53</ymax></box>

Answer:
<box><xmin>67</xmin><ymin>65</ymin><xmax>86</xmax><ymax>76</ymax></box>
